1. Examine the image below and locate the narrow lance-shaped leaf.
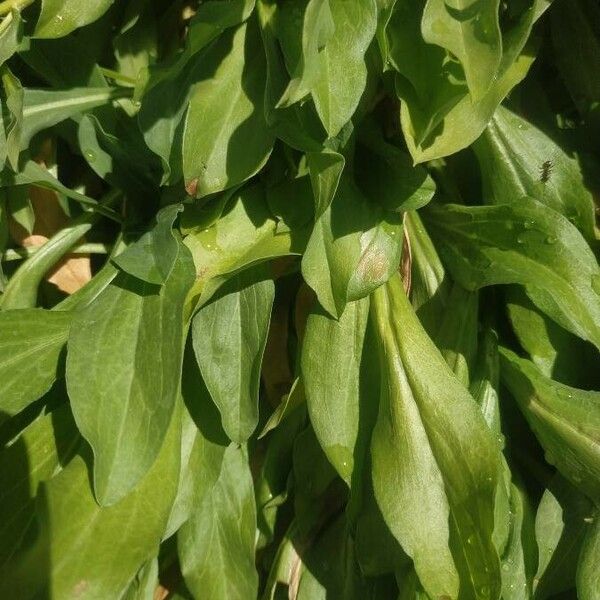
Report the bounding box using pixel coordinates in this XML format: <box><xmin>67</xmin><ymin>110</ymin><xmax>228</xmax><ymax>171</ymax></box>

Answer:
<box><xmin>0</xmin><ymin>309</ymin><xmax>72</xmax><ymax>421</ymax></box>
<box><xmin>276</xmin><ymin>0</ymin><xmax>335</xmax><ymax>108</ymax></box>
<box><xmin>499</xmin><ymin>348</ymin><xmax>600</xmax><ymax>503</ymax></box>
<box><xmin>424</xmin><ymin>198</ymin><xmax>600</xmax><ymax>350</ymax></box>
<box><xmin>301</xmin><ymin>296</ymin><xmax>369</xmax><ymax>484</ymax></box>
<box><xmin>192</xmin><ymin>269</ymin><xmax>274</xmax><ymax>443</ymax></box>
<box><xmin>66</xmin><ymin>241</ymin><xmax>195</xmax><ymax>505</ymax></box>
<box><xmin>178</xmin><ymin>444</ymin><xmax>258</xmax><ymax>600</ymax></box>
<box><xmin>310</xmin><ymin>0</ymin><xmax>377</xmax><ymax>137</ymax></box>
<box><xmin>370</xmin><ymin>273</ymin><xmax>502</xmax><ymax>600</ymax></box>
<box><xmin>11</xmin><ymin>87</ymin><xmax>130</xmax><ymax>163</ymax></box>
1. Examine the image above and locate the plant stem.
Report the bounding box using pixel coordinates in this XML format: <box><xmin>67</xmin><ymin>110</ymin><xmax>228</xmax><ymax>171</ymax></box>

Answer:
<box><xmin>0</xmin><ymin>0</ymin><xmax>35</xmax><ymax>17</ymax></box>
<box><xmin>99</xmin><ymin>67</ymin><xmax>137</xmax><ymax>86</ymax></box>
<box><xmin>2</xmin><ymin>243</ymin><xmax>111</xmax><ymax>262</ymax></box>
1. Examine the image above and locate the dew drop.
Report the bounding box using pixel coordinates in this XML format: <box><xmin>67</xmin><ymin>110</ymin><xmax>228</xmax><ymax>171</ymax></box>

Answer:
<box><xmin>584</xmin><ymin>516</ymin><xmax>595</xmax><ymax>524</ymax></box>
<box><xmin>467</xmin><ymin>535</ymin><xmax>475</xmax><ymax>545</ymax></box>
<box><xmin>545</xmin><ymin>235</ymin><xmax>557</xmax><ymax>244</ymax></box>
<box><xmin>517</xmin><ymin>233</ymin><xmax>527</xmax><ymax>244</ymax></box>
<box><xmin>84</xmin><ymin>149</ymin><xmax>96</xmax><ymax>162</ymax></box>
<box><xmin>479</xmin><ymin>585</ymin><xmax>490</xmax><ymax>597</ymax></box>
<box><xmin>502</xmin><ymin>563</ymin><xmax>510</xmax><ymax>572</ymax></box>
<box><xmin>523</xmin><ymin>219</ymin><xmax>535</xmax><ymax>229</ymax></box>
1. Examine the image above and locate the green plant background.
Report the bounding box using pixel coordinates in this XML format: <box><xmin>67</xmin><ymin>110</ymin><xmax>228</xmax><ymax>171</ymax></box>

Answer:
<box><xmin>0</xmin><ymin>0</ymin><xmax>599</xmax><ymax>598</ymax></box>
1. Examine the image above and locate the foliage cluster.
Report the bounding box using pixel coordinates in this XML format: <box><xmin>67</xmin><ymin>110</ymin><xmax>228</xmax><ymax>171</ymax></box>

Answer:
<box><xmin>0</xmin><ymin>0</ymin><xmax>599</xmax><ymax>598</ymax></box>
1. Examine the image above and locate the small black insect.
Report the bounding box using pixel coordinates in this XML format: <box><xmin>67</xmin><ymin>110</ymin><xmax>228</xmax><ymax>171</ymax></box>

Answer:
<box><xmin>539</xmin><ymin>160</ymin><xmax>554</xmax><ymax>183</ymax></box>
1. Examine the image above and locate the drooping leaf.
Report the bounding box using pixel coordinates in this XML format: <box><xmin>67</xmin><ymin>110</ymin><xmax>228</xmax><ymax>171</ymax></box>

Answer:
<box><xmin>66</xmin><ymin>242</ymin><xmax>195</xmax><ymax>505</ymax></box>
<box><xmin>424</xmin><ymin>199</ymin><xmax>600</xmax><ymax>349</ymax></box>
<box><xmin>302</xmin><ymin>296</ymin><xmax>369</xmax><ymax>484</ymax></box>
<box><xmin>276</xmin><ymin>0</ymin><xmax>335</xmax><ymax>108</ymax></box>
<box><xmin>192</xmin><ymin>269</ymin><xmax>274</xmax><ymax>443</ymax></box>
<box><xmin>310</xmin><ymin>0</ymin><xmax>377</xmax><ymax>137</ymax></box>
<box><xmin>499</xmin><ymin>348</ymin><xmax>600</xmax><ymax>503</ymax></box>
<box><xmin>370</xmin><ymin>272</ymin><xmax>502</xmax><ymax>600</ymax></box>
<box><xmin>178</xmin><ymin>444</ymin><xmax>258</xmax><ymax>600</ymax></box>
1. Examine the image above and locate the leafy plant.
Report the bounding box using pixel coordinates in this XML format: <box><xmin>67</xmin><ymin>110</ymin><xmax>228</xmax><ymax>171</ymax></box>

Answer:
<box><xmin>0</xmin><ymin>0</ymin><xmax>598</xmax><ymax>598</ymax></box>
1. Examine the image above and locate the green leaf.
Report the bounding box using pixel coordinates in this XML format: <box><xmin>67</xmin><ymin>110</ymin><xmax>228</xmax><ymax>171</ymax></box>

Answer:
<box><xmin>0</xmin><ymin>405</ymin><xmax>79</xmax><ymax>595</ymax></box>
<box><xmin>0</xmin><ymin>207</ymin><xmax>108</xmax><ymax>310</ymax></box>
<box><xmin>301</xmin><ymin>176</ymin><xmax>403</xmax><ymax>318</ymax></box>
<box><xmin>2</xmin><ymin>66</ymin><xmax>23</xmax><ymax>169</ymax></box>
<box><xmin>310</xmin><ymin>0</ymin><xmax>377</xmax><ymax>137</ymax></box>
<box><xmin>474</xmin><ymin>105</ymin><xmax>597</xmax><ymax>241</ymax></box>
<box><xmin>422</xmin><ymin>0</ymin><xmax>502</xmax><ymax>99</ymax></box>
<box><xmin>184</xmin><ymin>183</ymin><xmax>308</xmax><ymax>308</ymax></box>
<box><xmin>551</xmin><ymin>0</ymin><xmax>600</xmax><ymax>114</ymax></box>
<box><xmin>370</xmin><ymin>273</ymin><xmax>502</xmax><ymax>600</ymax></box>
<box><xmin>306</xmin><ymin>148</ymin><xmax>345</xmax><ymax>218</ymax></box>
<box><xmin>66</xmin><ymin>242</ymin><xmax>195</xmax><ymax>505</ymax></box>
<box><xmin>5</xmin><ymin>404</ymin><xmax>180</xmax><ymax>598</ymax></box>
<box><xmin>121</xmin><ymin>559</ymin><xmax>159</xmax><ymax>600</ymax></box>
<box><xmin>0</xmin><ymin>309</ymin><xmax>71</xmax><ymax>421</ymax></box>
<box><xmin>499</xmin><ymin>348</ymin><xmax>600</xmax><ymax>502</ymax></box>
<box><xmin>138</xmin><ymin>1</ymin><xmax>255</xmax><ymax>184</ymax></box>
<box><xmin>578</xmin><ymin>513</ymin><xmax>600</xmax><ymax>600</ymax></box>
<box><xmin>0</xmin><ymin>10</ymin><xmax>22</xmax><ymax>67</ymax></box>
<box><xmin>178</xmin><ymin>444</ymin><xmax>258</xmax><ymax>600</ymax></box>
<box><xmin>302</xmin><ymin>296</ymin><xmax>369</xmax><ymax>484</ymax></box>
<box><xmin>6</xmin><ymin>185</ymin><xmax>34</xmax><ymax>234</ymax></box>
<box><xmin>276</xmin><ymin>0</ymin><xmax>335</xmax><ymax>108</ymax></box>
<box><xmin>192</xmin><ymin>269</ymin><xmax>274</xmax><ymax>443</ymax></box>
<box><xmin>182</xmin><ymin>18</ymin><xmax>274</xmax><ymax>197</ymax></box>
<box><xmin>424</xmin><ymin>199</ymin><xmax>600</xmax><ymax>350</ymax></box>
<box><xmin>13</xmin><ymin>86</ymin><xmax>129</xmax><ymax>161</ymax></box>
<box><xmin>434</xmin><ymin>282</ymin><xmax>478</xmax><ymax>387</ymax></box>
<box><xmin>0</xmin><ymin>160</ymin><xmax>120</xmax><ymax>219</ymax></box>
<box><xmin>385</xmin><ymin>0</ymin><xmax>546</xmax><ymax>162</ymax></box>
<box><xmin>505</xmin><ymin>287</ymin><xmax>600</xmax><ymax>389</ymax></box>
<box><xmin>533</xmin><ymin>476</ymin><xmax>594</xmax><ymax>599</ymax></box>
<box><xmin>34</xmin><ymin>0</ymin><xmax>115</xmax><ymax>39</ymax></box>
<box><xmin>113</xmin><ymin>204</ymin><xmax>183</xmax><ymax>285</ymax></box>
<box><xmin>295</xmin><ymin>515</ymin><xmax>373</xmax><ymax>599</ymax></box>
<box><xmin>356</xmin><ymin>123</ymin><xmax>436</xmax><ymax>213</ymax></box>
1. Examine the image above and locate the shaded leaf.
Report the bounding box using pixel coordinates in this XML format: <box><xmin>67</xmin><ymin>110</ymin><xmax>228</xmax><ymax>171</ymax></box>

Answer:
<box><xmin>192</xmin><ymin>269</ymin><xmax>274</xmax><ymax>443</ymax></box>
